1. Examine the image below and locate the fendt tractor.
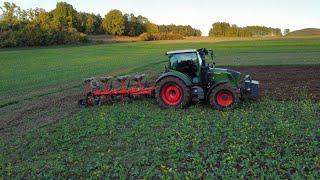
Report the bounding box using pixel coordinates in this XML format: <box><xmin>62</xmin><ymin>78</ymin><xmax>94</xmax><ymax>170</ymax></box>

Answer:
<box><xmin>79</xmin><ymin>48</ymin><xmax>259</xmax><ymax>110</ymax></box>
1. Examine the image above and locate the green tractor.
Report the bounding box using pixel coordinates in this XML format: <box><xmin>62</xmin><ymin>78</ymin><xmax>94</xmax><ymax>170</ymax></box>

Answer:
<box><xmin>80</xmin><ymin>48</ymin><xmax>259</xmax><ymax>110</ymax></box>
<box><xmin>155</xmin><ymin>48</ymin><xmax>259</xmax><ymax>109</ymax></box>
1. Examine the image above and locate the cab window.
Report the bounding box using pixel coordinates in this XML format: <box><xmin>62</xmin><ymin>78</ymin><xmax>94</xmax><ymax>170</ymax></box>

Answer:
<box><xmin>169</xmin><ymin>52</ymin><xmax>199</xmax><ymax>77</ymax></box>
<box><xmin>169</xmin><ymin>53</ymin><xmax>198</xmax><ymax>68</ymax></box>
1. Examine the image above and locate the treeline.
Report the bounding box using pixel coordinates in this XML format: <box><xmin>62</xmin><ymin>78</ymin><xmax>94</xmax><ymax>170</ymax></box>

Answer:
<box><xmin>209</xmin><ymin>22</ymin><xmax>282</xmax><ymax>37</ymax></box>
<box><xmin>0</xmin><ymin>2</ymin><xmax>285</xmax><ymax>47</ymax></box>
<box><xmin>0</xmin><ymin>2</ymin><xmax>201</xmax><ymax>47</ymax></box>
<box><xmin>104</xmin><ymin>10</ymin><xmax>202</xmax><ymax>40</ymax></box>
<box><xmin>0</xmin><ymin>2</ymin><xmax>92</xmax><ymax>47</ymax></box>
<box><xmin>139</xmin><ymin>25</ymin><xmax>201</xmax><ymax>41</ymax></box>
<box><xmin>158</xmin><ymin>25</ymin><xmax>202</xmax><ymax>37</ymax></box>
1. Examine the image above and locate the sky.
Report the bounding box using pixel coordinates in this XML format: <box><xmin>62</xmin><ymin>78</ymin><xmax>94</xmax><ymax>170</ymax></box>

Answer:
<box><xmin>1</xmin><ymin>0</ymin><xmax>320</xmax><ymax>35</ymax></box>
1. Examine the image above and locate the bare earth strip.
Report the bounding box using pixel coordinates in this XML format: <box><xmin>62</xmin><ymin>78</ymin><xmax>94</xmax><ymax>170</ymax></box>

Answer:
<box><xmin>232</xmin><ymin>65</ymin><xmax>320</xmax><ymax>100</ymax></box>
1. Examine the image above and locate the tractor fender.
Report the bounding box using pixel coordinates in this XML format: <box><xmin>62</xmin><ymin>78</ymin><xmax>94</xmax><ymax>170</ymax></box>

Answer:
<box><xmin>155</xmin><ymin>71</ymin><xmax>193</xmax><ymax>87</ymax></box>
<box><xmin>206</xmin><ymin>80</ymin><xmax>229</xmax><ymax>99</ymax></box>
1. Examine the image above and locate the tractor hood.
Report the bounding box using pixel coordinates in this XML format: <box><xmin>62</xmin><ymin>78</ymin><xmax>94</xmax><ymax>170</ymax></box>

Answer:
<box><xmin>209</xmin><ymin>68</ymin><xmax>241</xmax><ymax>79</ymax></box>
<box><xmin>226</xmin><ymin>69</ymin><xmax>241</xmax><ymax>80</ymax></box>
<box><xmin>208</xmin><ymin>67</ymin><xmax>242</xmax><ymax>86</ymax></box>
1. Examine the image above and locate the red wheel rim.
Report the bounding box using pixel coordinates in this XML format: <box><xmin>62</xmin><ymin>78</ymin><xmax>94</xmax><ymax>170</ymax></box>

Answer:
<box><xmin>161</xmin><ymin>84</ymin><xmax>182</xmax><ymax>106</ymax></box>
<box><xmin>216</xmin><ymin>90</ymin><xmax>234</xmax><ymax>107</ymax></box>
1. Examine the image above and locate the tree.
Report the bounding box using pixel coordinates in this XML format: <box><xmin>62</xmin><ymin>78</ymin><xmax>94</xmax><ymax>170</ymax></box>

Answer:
<box><xmin>102</xmin><ymin>9</ymin><xmax>125</xmax><ymax>35</ymax></box>
<box><xmin>51</xmin><ymin>2</ymin><xmax>80</xmax><ymax>29</ymax></box>
<box><xmin>85</xmin><ymin>14</ymin><xmax>95</xmax><ymax>34</ymax></box>
<box><xmin>93</xmin><ymin>14</ymin><xmax>103</xmax><ymax>34</ymax></box>
<box><xmin>135</xmin><ymin>15</ymin><xmax>148</xmax><ymax>35</ymax></box>
<box><xmin>0</xmin><ymin>2</ymin><xmax>21</xmax><ymax>31</ymax></box>
<box><xmin>123</xmin><ymin>13</ymin><xmax>149</xmax><ymax>36</ymax></box>
<box><xmin>284</xmin><ymin>29</ymin><xmax>290</xmax><ymax>36</ymax></box>
<box><xmin>34</xmin><ymin>10</ymin><xmax>52</xmax><ymax>29</ymax></box>
<box><xmin>78</xmin><ymin>12</ymin><xmax>89</xmax><ymax>33</ymax></box>
<box><xmin>77</xmin><ymin>12</ymin><xmax>103</xmax><ymax>34</ymax></box>
<box><xmin>146</xmin><ymin>22</ymin><xmax>158</xmax><ymax>34</ymax></box>
<box><xmin>124</xmin><ymin>13</ymin><xmax>137</xmax><ymax>36</ymax></box>
<box><xmin>209</xmin><ymin>22</ymin><xmax>231</xmax><ymax>37</ymax></box>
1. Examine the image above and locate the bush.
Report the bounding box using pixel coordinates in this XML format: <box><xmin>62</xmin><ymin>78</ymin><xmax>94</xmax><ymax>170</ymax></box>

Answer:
<box><xmin>0</xmin><ymin>26</ymin><xmax>88</xmax><ymax>48</ymax></box>
<box><xmin>139</xmin><ymin>32</ymin><xmax>184</xmax><ymax>41</ymax></box>
<box><xmin>138</xmin><ymin>32</ymin><xmax>152</xmax><ymax>41</ymax></box>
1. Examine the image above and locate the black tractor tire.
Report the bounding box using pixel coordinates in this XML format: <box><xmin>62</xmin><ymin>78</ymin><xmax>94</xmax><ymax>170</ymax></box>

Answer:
<box><xmin>208</xmin><ymin>84</ymin><xmax>240</xmax><ymax>110</ymax></box>
<box><xmin>156</xmin><ymin>76</ymin><xmax>191</xmax><ymax>108</ymax></box>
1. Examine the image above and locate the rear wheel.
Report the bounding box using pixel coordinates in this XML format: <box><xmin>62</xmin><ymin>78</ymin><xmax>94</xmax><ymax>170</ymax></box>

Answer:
<box><xmin>156</xmin><ymin>77</ymin><xmax>191</xmax><ymax>108</ymax></box>
<box><xmin>209</xmin><ymin>84</ymin><xmax>239</xmax><ymax>110</ymax></box>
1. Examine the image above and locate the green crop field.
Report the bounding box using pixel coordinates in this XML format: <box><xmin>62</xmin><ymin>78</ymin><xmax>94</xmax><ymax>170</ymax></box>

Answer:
<box><xmin>1</xmin><ymin>37</ymin><xmax>320</xmax><ymax>104</ymax></box>
<box><xmin>1</xmin><ymin>99</ymin><xmax>320</xmax><ymax>178</ymax></box>
<box><xmin>1</xmin><ymin>37</ymin><xmax>320</xmax><ymax>178</ymax></box>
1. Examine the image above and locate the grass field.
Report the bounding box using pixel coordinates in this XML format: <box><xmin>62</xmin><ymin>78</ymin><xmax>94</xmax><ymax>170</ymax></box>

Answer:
<box><xmin>1</xmin><ymin>37</ymin><xmax>320</xmax><ymax>178</ymax></box>
<box><xmin>2</xmin><ymin>99</ymin><xmax>320</xmax><ymax>178</ymax></box>
<box><xmin>1</xmin><ymin>37</ymin><xmax>320</xmax><ymax>104</ymax></box>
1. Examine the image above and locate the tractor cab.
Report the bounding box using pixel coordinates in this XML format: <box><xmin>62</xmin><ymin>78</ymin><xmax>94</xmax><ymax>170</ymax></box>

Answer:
<box><xmin>166</xmin><ymin>48</ymin><xmax>213</xmax><ymax>84</ymax></box>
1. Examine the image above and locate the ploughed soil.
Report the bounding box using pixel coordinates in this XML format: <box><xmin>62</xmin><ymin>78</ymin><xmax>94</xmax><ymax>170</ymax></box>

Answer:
<box><xmin>231</xmin><ymin>66</ymin><xmax>320</xmax><ymax>101</ymax></box>
<box><xmin>1</xmin><ymin>65</ymin><xmax>319</xmax><ymax>140</ymax></box>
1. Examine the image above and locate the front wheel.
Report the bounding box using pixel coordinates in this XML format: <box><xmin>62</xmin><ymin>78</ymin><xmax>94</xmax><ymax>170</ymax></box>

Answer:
<box><xmin>209</xmin><ymin>84</ymin><xmax>240</xmax><ymax>110</ymax></box>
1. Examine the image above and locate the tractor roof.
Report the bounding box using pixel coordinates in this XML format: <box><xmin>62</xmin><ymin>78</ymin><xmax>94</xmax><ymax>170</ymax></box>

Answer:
<box><xmin>165</xmin><ymin>49</ymin><xmax>198</xmax><ymax>55</ymax></box>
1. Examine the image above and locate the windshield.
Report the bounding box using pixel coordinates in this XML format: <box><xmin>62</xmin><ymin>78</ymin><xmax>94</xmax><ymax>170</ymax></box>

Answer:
<box><xmin>169</xmin><ymin>52</ymin><xmax>198</xmax><ymax>68</ymax></box>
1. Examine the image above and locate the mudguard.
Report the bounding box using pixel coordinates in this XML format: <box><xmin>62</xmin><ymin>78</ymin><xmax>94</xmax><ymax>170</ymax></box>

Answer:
<box><xmin>156</xmin><ymin>71</ymin><xmax>193</xmax><ymax>86</ymax></box>
<box><xmin>207</xmin><ymin>80</ymin><xmax>228</xmax><ymax>93</ymax></box>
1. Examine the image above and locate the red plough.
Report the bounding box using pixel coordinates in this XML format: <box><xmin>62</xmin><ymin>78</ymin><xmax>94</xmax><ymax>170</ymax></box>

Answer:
<box><xmin>79</xmin><ymin>74</ymin><xmax>155</xmax><ymax>107</ymax></box>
